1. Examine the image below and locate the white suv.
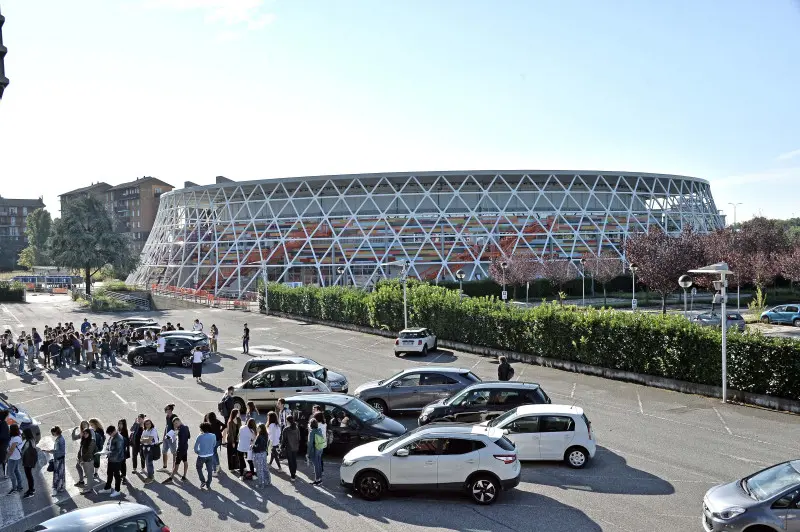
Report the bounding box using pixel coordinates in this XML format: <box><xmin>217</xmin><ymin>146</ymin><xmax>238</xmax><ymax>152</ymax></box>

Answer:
<box><xmin>481</xmin><ymin>404</ymin><xmax>596</xmax><ymax>468</ymax></box>
<box><xmin>394</xmin><ymin>328</ymin><xmax>437</xmax><ymax>356</ymax></box>
<box><xmin>340</xmin><ymin>423</ymin><xmax>520</xmax><ymax>505</ymax></box>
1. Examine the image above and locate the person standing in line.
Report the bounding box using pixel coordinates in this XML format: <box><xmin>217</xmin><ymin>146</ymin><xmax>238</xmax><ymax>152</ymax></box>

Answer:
<box><xmin>209</xmin><ymin>324</ymin><xmax>218</xmax><ymax>353</ymax></box>
<box><xmin>31</xmin><ymin>328</ymin><xmax>42</xmax><ymax>356</ymax></box>
<box><xmin>71</xmin><ymin>421</ymin><xmax>90</xmax><ymax>487</ymax></box>
<box><xmin>26</xmin><ymin>339</ymin><xmax>37</xmax><ymax>373</ymax></box>
<box><xmin>242</xmin><ymin>323</ymin><xmax>250</xmax><ymax>354</ymax></box>
<box><xmin>244</xmin><ymin>401</ymin><xmax>259</xmax><ymax>424</ymax></box>
<box><xmin>312</xmin><ymin>408</ymin><xmax>327</xmax><ymax>475</ymax></box>
<box><xmin>0</xmin><ymin>410</ymin><xmax>10</xmax><ymax>479</ymax></box>
<box><xmin>163</xmin><ymin>417</ymin><xmax>190</xmax><ymax>483</ymax></box>
<box><xmin>191</xmin><ymin>344</ymin><xmax>204</xmax><ymax>384</ymax></box>
<box><xmin>218</xmin><ymin>386</ymin><xmax>236</xmax><ymax>422</ymax></box>
<box><xmin>237</xmin><ymin>418</ymin><xmax>256</xmax><ymax>478</ymax></box>
<box><xmin>251</xmin><ymin>424</ymin><xmax>270</xmax><ymax>488</ymax></box>
<box><xmin>139</xmin><ymin>419</ymin><xmax>159</xmax><ymax>484</ymax></box>
<box><xmin>497</xmin><ymin>355</ymin><xmax>514</xmax><ymax>381</ymax></box>
<box><xmin>267</xmin><ymin>411</ymin><xmax>282</xmax><ymax>471</ymax></box>
<box><xmin>100</xmin><ymin>335</ymin><xmax>112</xmax><ymax>371</ymax></box>
<box><xmin>161</xmin><ymin>405</ymin><xmax>177</xmax><ymax>472</ymax></box>
<box><xmin>48</xmin><ymin>336</ymin><xmax>61</xmax><ymax>369</ymax></box>
<box><xmin>192</xmin><ymin>319</ymin><xmax>204</xmax><ymax>332</ymax></box>
<box><xmin>156</xmin><ymin>334</ymin><xmax>166</xmax><ymax>370</ymax></box>
<box><xmin>6</xmin><ymin>424</ymin><xmax>24</xmax><ymax>494</ymax></box>
<box><xmin>98</xmin><ymin>425</ymin><xmax>124</xmax><ymax>497</ymax></box>
<box><xmin>89</xmin><ymin>418</ymin><xmax>105</xmax><ymax>480</ymax></box>
<box><xmin>21</xmin><ymin>428</ymin><xmax>39</xmax><ymax>498</ymax></box>
<box><xmin>195</xmin><ymin>422</ymin><xmax>216</xmax><ymax>490</ymax></box>
<box><xmin>306</xmin><ymin>419</ymin><xmax>324</xmax><ymax>486</ymax></box>
<box><xmin>204</xmin><ymin>412</ymin><xmax>225</xmax><ymax>475</ymax></box>
<box><xmin>77</xmin><ymin>427</ymin><xmax>97</xmax><ymax>495</ymax></box>
<box><xmin>109</xmin><ymin>333</ymin><xmax>119</xmax><ymax>368</ymax></box>
<box><xmin>117</xmin><ymin>420</ymin><xmax>130</xmax><ymax>485</ymax></box>
<box><xmin>280</xmin><ymin>415</ymin><xmax>300</xmax><ymax>481</ymax></box>
<box><xmin>80</xmin><ymin>318</ymin><xmax>90</xmax><ymax>335</ymax></box>
<box><xmin>224</xmin><ymin>409</ymin><xmax>241</xmax><ymax>473</ymax></box>
<box><xmin>72</xmin><ymin>334</ymin><xmax>82</xmax><ymax>366</ymax></box>
<box><xmin>130</xmin><ymin>414</ymin><xmax>144</xmax><ymax>474</ymax></box>
<box><xmin>43</xmin><ymin>426</ymin><xmax>66</xmax><ymax>496</ymax></box>
<box><xmin>276</xmin><ymin>398</ymin><xmax>289</xmax><ymax>429</ymax></box>
<box><xmin>16</xmin><ymin>339</ymin><xmax>26</xmax><ymax>375</ymax></box>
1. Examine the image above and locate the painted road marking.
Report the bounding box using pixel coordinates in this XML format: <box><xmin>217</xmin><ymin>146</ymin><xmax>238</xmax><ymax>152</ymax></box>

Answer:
<box><xmin>637</xmin><ymin>391</ymin><xmax>644</xmax><ymax>414</ymax></box>
<box><xmin>43</xmin><ymin>371</ymin><xmax>82</xmax><ymax>425</ymax></box>
<box><xmin>120</xmin><ymin>361</ymin><xmax>204</xmax><ymax>417</ymax></box>
<box><xmin>712</xmin><ymin>407</ymin><xmax>733</xmax><ymax>435</ymax></box>
<box><xmin>1</xmin><ymin>304</ymin><xmax>24</xmax><ymax>327</ymax></box>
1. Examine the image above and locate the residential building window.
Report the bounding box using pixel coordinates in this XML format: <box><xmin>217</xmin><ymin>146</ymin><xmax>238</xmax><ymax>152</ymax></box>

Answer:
<box><xmin>9</xmin><ymin>207</ymin><xmax>17</xmax><ymax>215</ymax></box>
<box><xmin>23</xmin><ymin>207</ymin><xmax>28</xmax><ymax>215</ymax></box>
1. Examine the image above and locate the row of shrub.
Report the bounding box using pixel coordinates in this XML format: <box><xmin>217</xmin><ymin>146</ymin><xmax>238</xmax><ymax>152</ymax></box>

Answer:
<box><xmin>75</xmin><ymin>293</ymin><xmax>135</xmax><ymax>312</ymax></box>
<box><xmin>0</xmin><ymin>281</ymin><xmax>26</xmax><ymax>302</ymax></box>
<box><xmin>261</xmin><ymin>280</ymin><xmax>800</xmax><ymax>399</ymax></box>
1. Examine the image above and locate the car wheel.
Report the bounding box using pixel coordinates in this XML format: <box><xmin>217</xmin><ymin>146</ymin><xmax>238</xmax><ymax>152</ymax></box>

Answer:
<box><xmin>131</xmin><ymin>354</ymin><xmax>145</xmax><ymax>366</ymax></box>
<box><xmin>761</xmin><ymin>316</ymin><xmax>770</xmax><ymax>324</ymax></box>
<box><xmin>394</xmin><ymin>351</ymin><xmax>402</xmax><ymax>357</ymax></box>
<box><xmin>794</xmin><ymin>319</ymin><xmax>800</xmax><ymax>328</ymax></box>
<box><xmin>181</xmin><ymin>355</ymin><xmax>192</xmax><ymax>368</ymax></box>
<box><xmin>356</xmin><ymin>471</ymin><xmax>385</xmax><ymax>501</ymax></box>
<box><xmin>368</xmin><ymin>399</ymin><xmax>388</xmax><ymax>415</ymax></box>
<box><xmin>565</xmin><ymin>447</ymin><xmax>589</xmax><ymax>469</ymax></box>
<box><xmin>432</xmin><ymin>339</ymin><xmax>438</xmax><ymax>351</ymax></box>
<box><xmin>421</xmin><ymin>344</ymin><xmax>428</xmax><ymax>356</ymax></box>
<box><xmin>233</xmin><ymin>398</ymin><xmax>246</xmax><ymax>413</ymax></box>
<box><xmin>468</xmin><ymin>475</ymin><xmax>499</xmax><ymax>505</ymax></box>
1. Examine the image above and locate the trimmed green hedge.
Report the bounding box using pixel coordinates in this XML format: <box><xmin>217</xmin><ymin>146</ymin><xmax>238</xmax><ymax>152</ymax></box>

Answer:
<box><xmin>0</xmin><ymin>281</ymin><xmax>26</xmax><ymax>302</ymax></box>
<box><xmin>262</xmin><ymin>281</ymin><xmax>800</xmax><ymax>400</ymax></box>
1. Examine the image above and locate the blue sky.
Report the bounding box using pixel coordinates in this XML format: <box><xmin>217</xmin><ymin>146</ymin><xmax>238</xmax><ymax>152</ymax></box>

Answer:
<box><xmin>0</xmin><ymin>0</ymin><xmax>798</xmax><ymax>221</ymax></box>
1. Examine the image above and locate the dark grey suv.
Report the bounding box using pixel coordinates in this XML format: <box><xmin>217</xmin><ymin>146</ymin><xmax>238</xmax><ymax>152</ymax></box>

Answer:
<box><xmin>353</xmin><ymin>367</ymin><xmax>481</xmax><ymax>414</ymax></box>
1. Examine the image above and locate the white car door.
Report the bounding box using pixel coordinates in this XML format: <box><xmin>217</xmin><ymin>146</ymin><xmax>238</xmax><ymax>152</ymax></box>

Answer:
<box><xmin>389</xmin><ymin>438</ymin><xmax>439</xmax><ymax>487</ymax></box>
<box><xmin>538</xmin><ymin>415</ymin><xmax>576</xmax><ymax>460</ymax></box>
<box><xmin>502</xmin><ymin>415</ymin><xmax>541</xmax><ymax>461</ymax></box>
<box><xmin>436</xmin><ymin>437</ymin><xmax>481</xmax><ymax>487</ymax></box>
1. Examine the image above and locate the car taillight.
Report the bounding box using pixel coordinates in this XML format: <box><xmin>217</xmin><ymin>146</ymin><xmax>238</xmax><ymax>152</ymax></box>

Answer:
<box><xmin>417</xmin><ymin>340</ymin><xmax>422</xmax><ymax>345</ymax></box>
<box><xmin>161</xmin><ymin>527</ymin><xmax>171</xmax><ymax>532</ymax></box>
<box><xmin>493</xmin><ymin>454</ymin><xmax>517</xmax><ymax>464</ymax></box>
<box><xmin>395</xmin><ymin>339</ymin><xmax>399</xmax><ymax>345</ymax></box>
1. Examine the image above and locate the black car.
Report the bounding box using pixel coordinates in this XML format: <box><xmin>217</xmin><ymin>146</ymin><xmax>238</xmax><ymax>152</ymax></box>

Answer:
<box><xmin>127</xmin><ymin>336</ymin><xmax>210</xmax><ymax>368</ymax></box>
<box><xmin>418</xmin><ymin>381</ymin><xmax>551</xmax><ymax>425</ymax></box>
<box><xmin>113</xmin><ymin>318</ymin><xmax>158</xmax><ymax>328</ymax></box>
<box><xmin>284</xmin><ymin>393</ymin><xmax>407</xmax><ymax>452</ymax></box>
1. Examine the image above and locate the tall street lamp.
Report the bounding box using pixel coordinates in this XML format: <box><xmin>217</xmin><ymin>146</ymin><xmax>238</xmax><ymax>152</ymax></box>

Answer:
<box><xmin>456</xmin><ymin>269</ymin><xmax>465</xmax><ymax>299</ymax></box>
<box><xmin>629</xmin><ymin>262</ymin><xmax>638</xmax><ymax>311</ymax></box>
<box><xmin>500</xmin><ymin>261</ymin><xmax>508</xmax><ymax>305</ymax></box>
<box><xmin>689</xmin><ymin>262</ymin><xmax>733</xmax><ymax>403</ymax></box>
<box><xmin>579</xmin><ymin>258</ymin><xmax>586</xmax><ymax>307</ymax></box>
<box><xmin>728</xmin><ymin>202</ymin><xmax>742</xmax><ymax>228</ymax></box>
<box><xmin>336</xmin><ymin>265</ymin><xmax>345</xmax><ymax>287</ymax></box>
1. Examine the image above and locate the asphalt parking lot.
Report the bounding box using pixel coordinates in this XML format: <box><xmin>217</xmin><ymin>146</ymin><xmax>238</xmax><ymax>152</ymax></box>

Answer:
<box><xmin>1</xmin><ymin>295</ymin><xmax>799</xmax><ymax>532</ymax></box>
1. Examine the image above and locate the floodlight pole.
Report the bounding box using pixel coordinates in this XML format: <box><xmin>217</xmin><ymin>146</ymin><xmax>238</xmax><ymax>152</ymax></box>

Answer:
<box><xmin>720</xmin><ymin>274</ymin><xmax>728</xmax><ymax>403</ymax></box>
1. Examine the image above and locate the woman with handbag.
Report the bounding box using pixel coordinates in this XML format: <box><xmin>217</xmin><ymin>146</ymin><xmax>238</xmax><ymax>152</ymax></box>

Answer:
<box><xmin>224</xmin><ymin>409</ymin><xmax>241</xmax><ymax>473</ymax></box>
<box><xmin>21</xmin><ymin>428</ymin><xmax>39</xmax><ymax>498</ymax></box>
<box><xmin>77</xmin><ymin>428</ymin><xmax>97</xmax><ymax>495</ymax></box>
<box><xmin>266</xmin><ymin>411</ymin><xmax>282</xmax><ymax>471</ymax></box>
<box><xmin>280</xmin><ymin>416</ymin><xmax>300</xmax><ymax>481</ymax></box>
<box><xmin>117</xmin><ymin>419</ymin><xmax>131</xmax><ymax>485</ymax></box>
<box><xmin>237</xmin><ymin>418</ymin><xmax>256</xmax><ymax>478</ymax></box>
<box><xmin>43</xmin><ymin>426</ymin><xmax>66</xmax><ymax>496</ymax></box>
<box><xmin>139</xmin><ymin>419</ymin><xmax>160</xmax><ymax>484</ymax></box>
<box><xmin>251</xmin><ymin>424</ymin><xmax>270</xmax><ymax>488</ymax></box>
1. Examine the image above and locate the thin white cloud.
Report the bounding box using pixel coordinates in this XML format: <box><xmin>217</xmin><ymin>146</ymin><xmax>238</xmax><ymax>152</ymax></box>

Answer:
<box><xmin>777</xmin><ymin>148</ymin><xmax>800</xmax><ymax>161</ymax></box>
<box><xmin>711</xmin><ymin>167</ymin><xmax>800</xmax><ymax>188</ymax></box>
<box><xmin>143</xmin><ymin>0</ymin><xmax>275</xmax><ymax>30</ymax></box>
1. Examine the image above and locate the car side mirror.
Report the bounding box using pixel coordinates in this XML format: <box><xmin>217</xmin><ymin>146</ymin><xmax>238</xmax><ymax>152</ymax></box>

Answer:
<box><xmin>502</xmin><ymin>429</ymin><xmax>510</xmax><ymax>435</ymax></box>
<box><xmin>773</xmin><ymin>496</ymin><xmax>793</xmax><ymax>509</ymax></box>
<box><xmin>395</xmin><ymin>448</ymin><xmax>409</xmax><ymax>457</ymax></box>
<box><xmin>390</xmin><ymin>381</ymin><xmax>401</xmax><ymax>388</ymax></box>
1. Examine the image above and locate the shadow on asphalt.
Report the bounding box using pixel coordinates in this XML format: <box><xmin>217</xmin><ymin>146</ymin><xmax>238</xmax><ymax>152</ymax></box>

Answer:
<box><xmin>523</xmin><ymin>446</ymin><xmax>675</xmax><ymax>495</ymax></box>
<box><xmin>397</xmin><ymin>348</ymin><xmax>458</xmax><ymax>364</ymax></box>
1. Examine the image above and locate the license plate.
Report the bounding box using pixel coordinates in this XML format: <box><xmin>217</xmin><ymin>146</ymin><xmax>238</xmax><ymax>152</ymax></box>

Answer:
<box><xmin>402</xmin><ymin>340</ymin><xmax>413</xmax><ymax>345</ymax></box>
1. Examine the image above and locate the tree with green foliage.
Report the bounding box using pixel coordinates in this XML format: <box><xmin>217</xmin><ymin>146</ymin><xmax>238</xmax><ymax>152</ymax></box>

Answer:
<box><xmin>17</xmin><ymin>207</ymin><xmax>52</xmax><ymax>269</ymax></box>
<box><xmin>49</xmin><ymin>195</ymin><xmax>138</xmax><ymax>295</ymax></box>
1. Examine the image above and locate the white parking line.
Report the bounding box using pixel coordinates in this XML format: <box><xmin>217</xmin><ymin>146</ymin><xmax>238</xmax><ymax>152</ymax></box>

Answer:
<box><xmin>712</xmin><ymin>407</ymin><xmax>733</xmax><ymax>435</ymax></box>
<box><xmin>120</xmin><ymin>362</ymin><xmax>204</xmax><ymax>417</ymax></box>
<box><xmin>43</xmin><ymin>371</ymin><xmax>82</xmax><ymax>425</ymax></box>
<box><xmin>1</xmin><ymin>304</ymin><xmax>24</xmax><ymax>327</ymax></box>
<box><xmin>36</xmin><ymin>406</ymin><xmax>71</xmax><ymax>418</ymax></box>
<box><xmin>570</xmin><ymin>383</ymin><xmax>576</xmax><ymax>398</ymax></box>
<box><xmin>637</xmin><ymin>391</ymin><xmax>644</xmax><ymax>414</ymax></box>
<box><xmin>16</xmin><ymin>394</ymin><xmax>61</xmax><ymax>405</ymax></box>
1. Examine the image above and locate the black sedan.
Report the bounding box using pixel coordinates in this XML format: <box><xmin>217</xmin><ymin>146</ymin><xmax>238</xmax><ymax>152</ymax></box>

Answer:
<box><xmin>127</xmin><ymin>337</ymin><xmax>210</xmax><ymax>368</ymax></box>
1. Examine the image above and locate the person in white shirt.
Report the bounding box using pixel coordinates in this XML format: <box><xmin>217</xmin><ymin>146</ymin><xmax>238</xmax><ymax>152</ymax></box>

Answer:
<box><xmin>192</xmin><ymin>346</ymin><xmax>204</xmax><ymax>383</ymax></box>
<box><xmin>139</xmin><ymin>419</ymin><xmax>160</xmax><ymax>484</ymax></box>
<box><xmin>192</xmin><ymin>319</ymin><xmax>203</xmax><ymax>332</ymax></box>
<box><xmin>237</xmin><ymin>418</ymin><xmax>256</xmax><ymax>477</ymax></box>
<box><xmin>266</xmin><ymin>412</ymin><xmax>282</xmax><ymax>471</ymax></box>
<box><xmin>156</xmin><ymin>335</ymin><xmax>166</xmax><ymax>370</ymax></box>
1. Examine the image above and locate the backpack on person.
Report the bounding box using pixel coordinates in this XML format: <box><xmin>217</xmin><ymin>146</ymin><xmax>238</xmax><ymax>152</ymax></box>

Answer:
<box><xmin>508</xmin><ymin>366</ymin><xmax>515</xmax><ymax>379</ymax></box>
<box><xmin>314</xmin><ymin>432</ymin><xmax>326</xmax><ymax>450</ymax></box>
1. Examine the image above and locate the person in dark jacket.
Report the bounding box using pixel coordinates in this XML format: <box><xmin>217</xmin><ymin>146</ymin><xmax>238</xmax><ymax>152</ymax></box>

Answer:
<box><xmin>99</xmin><ymin>425</ymin><xmax>124</xmax><ymax>497</ymax></box>
<box><xmin>163</xmin><ymin>417</ymin><xmax>190</xmax><ymax>483</ymax></box>
<box><xmin>21</xmin><ymin>428</ymin><xmax>39</xmax><ymax>498</ymax></box>
<box><xmin>117</xmin><ymin>419</ymin><xmax>130</xmax><ymax>485</ymax></box>
<box><xmin>204</xmin><ymin>412</ymin><xmax>225</xmax><ymax>474</ymax></box>
<box><xmin>497</xmin><ymin>356</ymin><xmax>514</xmax><ymax>381</ymax></box>
<box><xmin>280</xmin><ymin>415</ymin><xmax>301</xmax><ymax>481</ymax></box>
<box><xmin>130</xmin><ymin>414</ymin><xmax>144</xmax><ymax>473</ymax></box>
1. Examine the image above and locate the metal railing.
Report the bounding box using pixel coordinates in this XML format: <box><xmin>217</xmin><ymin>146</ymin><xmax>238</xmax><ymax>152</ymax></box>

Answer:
<box><xmin>146</xmin><ymin>284</ymin><xmax>259</xmax><ymax>312</ymax></box>
<box><xmin>104</xmin><ymin>290</ymin><xmax>151</xmax><ymax>311</ymax></box>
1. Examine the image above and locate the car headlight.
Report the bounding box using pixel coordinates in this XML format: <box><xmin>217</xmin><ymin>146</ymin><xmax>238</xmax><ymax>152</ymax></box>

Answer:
<box><xmin>342</xmin><ymin>460</ymin><xmax>355</xmax><ymax>467</ymax></box>
<box><xmin>422</xmin><ymin>406</ymin><xmax>434</xmax><ymax>415</ymax></box>
<box><xmin>713</xmin><ymin>507</ymin><xmax>746</xmax><ymax>520</ymax></box>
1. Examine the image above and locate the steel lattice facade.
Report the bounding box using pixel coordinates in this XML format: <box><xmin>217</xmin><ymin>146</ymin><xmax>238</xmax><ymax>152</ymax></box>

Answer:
<box><xmin>127</xmin><ymin>171</ymin><xmax>724</xmax><ymax>297</ymax></box>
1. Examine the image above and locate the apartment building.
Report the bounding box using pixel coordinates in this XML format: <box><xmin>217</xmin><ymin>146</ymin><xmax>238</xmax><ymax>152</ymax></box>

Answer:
<box><xmin>105</xmin><ymin>177</ymin><xmax>173</xmax><ymax>253</ymax></box>
<box><xmin>59</xmin><ymin>182</ymin><xmax>112</xmax><ymax>214</ymax></box>
<box><xmin>0</xmin><ymin>196</ymin><xmax>45</xmax><ymax>270</ymax></box>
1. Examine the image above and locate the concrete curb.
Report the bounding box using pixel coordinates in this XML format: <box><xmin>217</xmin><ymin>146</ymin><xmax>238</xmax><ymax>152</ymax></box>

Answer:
<box><xmin>265</xmin><ymin>310</ymin><xmax>800</xmax><ymax>414</ymax></box>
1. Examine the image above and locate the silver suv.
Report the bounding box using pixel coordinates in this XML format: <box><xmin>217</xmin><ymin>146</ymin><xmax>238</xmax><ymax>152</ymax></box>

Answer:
<box><xmin>353</xmin><ymin>367</ymin><xmax>481</xmax><ymax>414</ymax></box>
<box><xmin>241</xmin><ymin>355</ymin><xmax>349</xmax><ymax>393</ymax></box>
<box><xmin>702</xmin><ymin>459</ymin><xmax>800</xmax><ymax>531</ymax></box>
<box><xmin>232</xmin><ymin>363</ymin><xmax>332</xmax><ymax>411</ymax></box>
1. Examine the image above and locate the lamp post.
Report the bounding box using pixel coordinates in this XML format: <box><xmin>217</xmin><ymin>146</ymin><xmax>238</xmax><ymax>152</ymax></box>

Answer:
<box><xmin>500</xmin><ymin>261</ymin><xmax>508</xmax><ymax>305</ymax></box>
<box><xmin>728</xmin><ymin>202</ymin><xmax>742</xmax><ymax>228</ymax></box>
<box><xmin>689</xmin><ymin>262</ymin><xmax>733</xmax><ymax>403</ymax></box>
<box><xmin>336</xmin><ymin>266</ymin><xmax>345</xmax><ymax>287</ymax></box>
<box><xmin>456</xmin><ymin>269</ymin><xmax>465</xmax><ymax>299</ymax></box>
<box><xmin>678</xmin><ymin>274</ymin><xmax>693</xmax><ymax>318</ymax></box>
<box><xmin>579</xmin><ymin>258</ymin><xmax>586</xmax><ymax>307</ymax></box>
<box><xmin>260</xmin><ymin>261</ymin><xmax>270</xmax><ymax>315</ymax></box>
<box><xmin>629</xmin><ymin>263</ymin><xmax>638</xmax><ymax>311</ymax></box>
<box><xmin>402</xmin><ymin>260</ymin><xmax>410</xmax><ymax>329</ymax></box>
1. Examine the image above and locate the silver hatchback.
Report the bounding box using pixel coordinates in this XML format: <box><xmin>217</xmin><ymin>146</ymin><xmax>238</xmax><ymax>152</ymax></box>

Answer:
<box><xmin>353</xmin><ymin>367</ymin><xmax>481</xmax><ymax>414</ymax></box>
<box><xmin>693</xmin><ymin>311</ymin><xmax>746</xmax><ymax>332</ymax></box>
<box><xmin>702</xmin><ymin>459</ymin><xmax>800</xmax><ymax>531</ymax></box>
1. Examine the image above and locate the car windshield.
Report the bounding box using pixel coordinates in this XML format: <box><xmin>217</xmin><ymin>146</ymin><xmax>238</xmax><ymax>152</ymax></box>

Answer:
<box><xmin>379</xmin><ymin>370</ymin><xmax>406</xmax><ymax>386</ymax></box>
<box><xmin>745</xmin><ymin>460</ymin><xmax>800</xmax><ymax>501</ymax></box>
<box><xmin>378</xmin><ymin>432</ymin><xmax>411</xmax><ymax>452</ymax></box>
<box><xmin>345</xmin><ymin>397</ymin><xmax>382</xmax><ymax>424</ymax></box>
<box><xmin>488</xmin><ymin>407</ymin><xmax>518</xmax><ymax>427</ymax></box>
<box><xmin>313</xmin><ymin>368</ymin><xmax>326</xmax><ymax>381</ymax></box>
<box><xmin>446</xmin><ymin>387</ymin><xmax>474</xmax><ymax>406</ymax></box>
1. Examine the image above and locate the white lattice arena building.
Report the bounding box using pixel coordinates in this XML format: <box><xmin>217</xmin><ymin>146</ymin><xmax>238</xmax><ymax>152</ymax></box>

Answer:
<box><xmin>127</xmin><ymin>171</ymin><xmax>724</xmax><ymax>297</ymax></box>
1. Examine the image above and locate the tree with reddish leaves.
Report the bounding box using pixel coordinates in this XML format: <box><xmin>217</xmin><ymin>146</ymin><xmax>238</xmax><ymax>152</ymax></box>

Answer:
<box><xmin>488</xmin><ymin>251</ymin><xmax>538</xmax><ymax>299</ymax></box>
<box><xmin>698</xmin><ymin>229</ymin><xmax>746</xmax><ymax>290</ymax></box>
<box><xmin>778</xmin><ymin>246</ymin><xmax>800</xmax><ymax>290</ymax></box>
<box><xmin>582</xmin><ymin>250</ymin><xmax>623</xmax><ymax>306</ymax></box>
<box><xmin>539</xmin><ymin>257</ymin><xmax>579</xmax><ymax>304</ymax></box>
<box><xmin>624</xmin><ymin>228</ymin><xmax>705</xmax><ymax>314</ymax></box>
